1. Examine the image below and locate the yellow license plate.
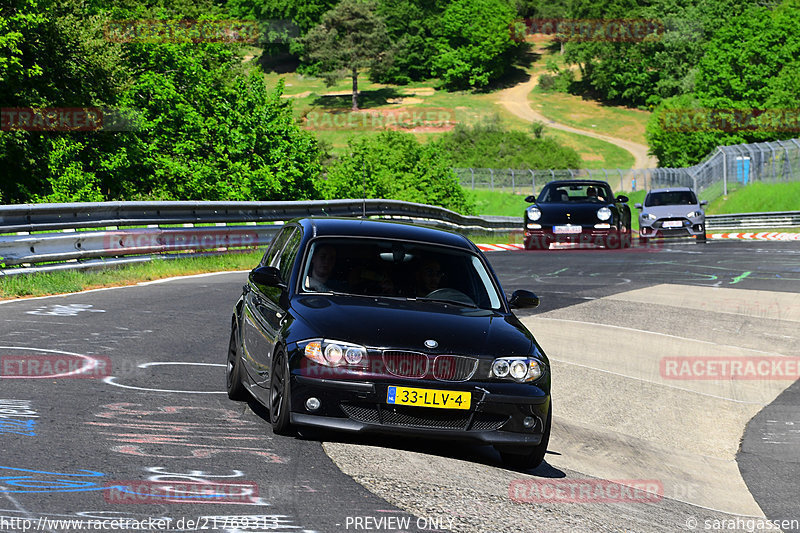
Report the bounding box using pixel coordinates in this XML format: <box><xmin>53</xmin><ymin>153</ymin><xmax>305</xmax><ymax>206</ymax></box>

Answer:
<box><xmin>386</xmin><ymin>386</ymin><xmax>471</xmax><ymax>410</ymax></box>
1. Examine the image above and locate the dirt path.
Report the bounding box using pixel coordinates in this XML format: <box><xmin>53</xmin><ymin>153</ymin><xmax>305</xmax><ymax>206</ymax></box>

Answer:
<box><xmin>497</xmin><ymin>74</ymin><xmax>658</xmax><ymax>171</ymax></box>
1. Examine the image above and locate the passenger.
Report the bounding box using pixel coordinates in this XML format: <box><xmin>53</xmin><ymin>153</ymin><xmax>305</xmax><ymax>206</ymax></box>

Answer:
<box><xmin>305</xmin><ymin>244</ymin><xmax>338</xmax><ymax>292</ymax></box>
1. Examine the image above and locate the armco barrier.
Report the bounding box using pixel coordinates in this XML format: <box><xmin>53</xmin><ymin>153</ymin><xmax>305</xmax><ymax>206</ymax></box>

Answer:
<box><xmin>0</xmin><ymin>200</ymin><xmax>520</xmax><ymax>275</ymax></box>
<box><xmin>704</xmin><ymin>211</ymin><xmax>800</xmax><ymax>230</ymax></box>
<box><xmin>1</xmin><ymin>200</ymin><xmax>795</xmax><ymax>276</ymax></box>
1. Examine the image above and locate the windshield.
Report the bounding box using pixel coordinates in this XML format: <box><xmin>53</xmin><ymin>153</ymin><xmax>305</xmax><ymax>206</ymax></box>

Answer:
<box><xmin>645</xmin><ymin>191</ymin><xmax>698</xmax><ymax>207</ymax></box>
<box><xmin>538</xmin><ymin>183</ymin><xmax>614</xmax><ymax>203</ymax></box>
<box><xmin>300</xmin><ymin>238</ymin><xmax>503</xmax><ymax>310</ymax></box>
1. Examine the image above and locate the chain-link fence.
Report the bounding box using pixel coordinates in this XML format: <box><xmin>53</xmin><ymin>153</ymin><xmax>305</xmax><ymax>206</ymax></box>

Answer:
<box><xmin>456</xmin><ymin>138</ymin><xmax>800</xmax><ymax>202</ymax></box>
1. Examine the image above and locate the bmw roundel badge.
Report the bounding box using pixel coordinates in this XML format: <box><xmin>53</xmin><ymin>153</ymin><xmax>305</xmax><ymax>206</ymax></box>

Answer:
<box><xmin>424</xmin><ymin>339</ymin><xmax>438</xmax><ymax>349</ymax></box>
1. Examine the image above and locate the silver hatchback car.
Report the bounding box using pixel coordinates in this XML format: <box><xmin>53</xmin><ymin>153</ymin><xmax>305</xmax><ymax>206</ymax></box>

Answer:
<box><xmin>635</xmin><ymin>187</ymin><xmax>708</xmax><ymax>243</ymax></box>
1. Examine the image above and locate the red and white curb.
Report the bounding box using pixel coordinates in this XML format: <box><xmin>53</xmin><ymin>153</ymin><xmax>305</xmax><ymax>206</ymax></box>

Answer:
<box><xmin>476</xmin><ymin>243</ymin><xmax>524</xmax><ymax>252</ymax></box>
<box><xmin>477</xmin><ymin>232</ymin><xmax>800</xmax><ymax>251</ymax></box>
<box><xmin>710</xmin><ymin>232</ymin><xmax>800</xmax><ymax>240</ymax></box>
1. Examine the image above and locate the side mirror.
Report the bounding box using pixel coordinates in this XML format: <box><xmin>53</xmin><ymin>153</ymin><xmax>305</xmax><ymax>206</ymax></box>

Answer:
<box><xmin>524</xmin><ymin>195</ymin><xmax>537</xmax><ymax>203</ymax></box>
<box><xmin>249</xmin><ymin>265</ymin><xmax>286</xmax><ymax>290</ymax></box>
<box><xmin>509</xmin><ymin>289</ymin><xmax>540</xmax><ymax>309</ymax></box>
<box><xmin>634</xmin><ymin>203</ymin><xmax>643</xmax><ymax>209</ymax></box>
<box><xmin>700</xmin><ymin>200</ymin><xmax>708</xmax><ymax>206</ymax></box>
<box><xmin>616</xmin><ymin>195</ymin><xmax>629</xmax><ymax>203</ymax></box>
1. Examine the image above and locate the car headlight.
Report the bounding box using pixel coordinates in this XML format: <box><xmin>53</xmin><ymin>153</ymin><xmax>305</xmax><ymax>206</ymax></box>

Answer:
<box><xmin>526</xmin><ymin>206</ymin><xmax>542</xmax><ymax>221</ymax></box>
<box><xmin>303</xmin><ymin>339</ymin><xmax>367</xmax><ymax>367</ymax></box>
<box><xmin>490</xmin><ymin>357</ymin><xmax>545</xmax><ymax>382</ymax></box>
<box><xmin>686</xmin><ymin>211</ymin><xmax>703</xmax><ymax>218</ymax></box>
<box><xmin>597</xmin><ymin>207</ymin><xmax>612</xmax><ymax>221</ymax></box>
<box><xmin>642</xmin><ymin>213</ymin><xmax>657</xmax><ymax>221</ymax></box>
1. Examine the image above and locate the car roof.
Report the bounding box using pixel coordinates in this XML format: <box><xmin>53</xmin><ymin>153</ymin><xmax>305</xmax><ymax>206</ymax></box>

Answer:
<box><xmin>545</xmin><ymin>179</ymin><xmax>612</xmax><ymax>187</ymax></box>
<box><xmin>293</xmin><ymin>217</ymin><xmax>475</xmax><ymax>250</ymax></box>
<box><xmin>648</xmin><ymin>187</ymin><xmax>694</xmax><ymax>193</ymax></box>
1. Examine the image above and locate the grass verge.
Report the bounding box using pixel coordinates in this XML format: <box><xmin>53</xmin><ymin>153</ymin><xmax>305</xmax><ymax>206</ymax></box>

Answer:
<box><xmin>0</xmin><ymin>252</ymin><xmax>262</xmax><ymax>300</ymax></box>
<box><xmin>707</xmin><ymin>181</ymin><xmax>800</xmax><ymax>214</ymax></box>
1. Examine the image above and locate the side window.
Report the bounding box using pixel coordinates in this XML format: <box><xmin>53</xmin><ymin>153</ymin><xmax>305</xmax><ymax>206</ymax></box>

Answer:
<box><xmin>260</xmin><ymin>226</ymin><xmax>293</xmax><ymax>267</ymax></box>
<box><xmin>276</xmin><ymin>229</ymin><xmax>302</xmax><ymax>283</ymax></box>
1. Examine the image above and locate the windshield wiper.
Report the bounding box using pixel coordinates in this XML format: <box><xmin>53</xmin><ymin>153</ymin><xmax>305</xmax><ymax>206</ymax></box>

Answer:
<box><xmin>416</xmin><ymin>297</ymin><xmax>479</xmax><ymax>309</ymax></box>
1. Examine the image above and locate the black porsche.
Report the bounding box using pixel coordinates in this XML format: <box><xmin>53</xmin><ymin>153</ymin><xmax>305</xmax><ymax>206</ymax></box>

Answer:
<box><xmin>227</xmin><ymin>217</ymin><xmax>552</xmax><ymax>469</ymax></box>
<box><xmin>524</xmin><ymin>179</ymin><xmax>632</xmax><ymax>249</ymax></box>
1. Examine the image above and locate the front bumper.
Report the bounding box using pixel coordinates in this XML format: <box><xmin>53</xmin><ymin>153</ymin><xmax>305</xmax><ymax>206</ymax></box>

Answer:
<box><xmin>524</xmin><ymin>225</ymin><xmax>621</xmax><ymax>247</ymax></box>
<box><xmin>288</xmin><ymin>374</ymin><xmax>550</xmax><ymax>446</ymax></box>
<box><xmin>639</xmin><ymin>218</ymin><xmax>705</xmax><ymax>238</ymax></box>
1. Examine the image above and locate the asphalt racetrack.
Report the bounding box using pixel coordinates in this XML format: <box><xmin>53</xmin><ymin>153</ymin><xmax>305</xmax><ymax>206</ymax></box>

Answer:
<box><xmin>1</xmin><ymin>239</ymin><xmax>798</xmax><ymax>533</ymax></box>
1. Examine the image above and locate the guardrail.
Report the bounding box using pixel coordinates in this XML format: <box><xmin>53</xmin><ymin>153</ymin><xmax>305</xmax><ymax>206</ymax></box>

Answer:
<box><xmin>1</xmin><ymin>201</ymin><xmax>796</xmax><ymax>276</ymax></box>
<box><xmin>704</xmin><ymin>211</ymin><xmax>800</xmax><ymax>230</ymax></box>
<box><xmin>0</xmin><ymin>200</ymin><xmax>521</xmax><ymax>275</ymax></box>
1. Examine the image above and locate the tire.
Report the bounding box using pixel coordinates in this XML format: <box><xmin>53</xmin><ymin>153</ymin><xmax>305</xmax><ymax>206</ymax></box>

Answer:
<box><xmin>226</xmin><ymin>322</ymin><xmax>248</xmax><ymax>401</ymax></box>
<box><xmin>269</xmin><ymin>348</ymin><xmax>293</xmax><ymax>435</ymax></box>
<box><xmin>696</xmin><ymin>233</ymin><xmax>707</xmax><ymax>243</ymax></box>
<box><xmin>498</xmin><ymin>405</ymin><xmax>552</xmax><ymax>470</ymax></box>
<box><xmin>638</xmin><ymin>236</ymin><xmax>649</xmax><ymax>245</ymax></box>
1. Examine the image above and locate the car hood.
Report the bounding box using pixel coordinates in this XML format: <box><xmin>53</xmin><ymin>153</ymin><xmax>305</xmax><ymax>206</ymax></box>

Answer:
<box><xmin>641</xmin><ymin>204</ymin><xmax>701</xmax><ymax>218</ymax></box>
<box><xmin>534</xmin><ymin>202</ymin><xmax>608</xmax><ymax>225</ymax></box>
<box><xmin>290</xmin><ymin>294</ymin><xmax>535</xmax><ymax>358</ymax></box>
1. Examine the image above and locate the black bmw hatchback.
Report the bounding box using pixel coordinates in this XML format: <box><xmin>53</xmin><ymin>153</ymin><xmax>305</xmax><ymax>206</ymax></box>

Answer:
<box><xmin>227</xmin><ymin>217</ymin><xmax>551</xmax><ymax>468</ymax></box>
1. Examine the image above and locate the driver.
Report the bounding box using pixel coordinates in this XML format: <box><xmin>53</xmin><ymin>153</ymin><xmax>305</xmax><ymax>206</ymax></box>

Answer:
<box><xmin>305</xmin><ymin>244</ymin><xmax>338</xmax><ymax>292</ymax></box>
<box><xmin>416</xmin><ymin>258</ymin><xmax>444</xmax><ymax>296</ymax></box>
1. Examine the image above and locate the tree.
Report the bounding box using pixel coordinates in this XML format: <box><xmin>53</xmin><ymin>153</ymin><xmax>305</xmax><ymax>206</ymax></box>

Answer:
<box><xmin>0</xmin><ymin>0</ymin><xmax>325</xmax><ymax>203</ymax></box>
<box><xmin>563</xmin><ymin>0</ymin><xmax>752</xmax><ymax>107</ymax></box>
<box><xmin>319</xmin><ymin>130</ymin><xmax>475</xmax><ymax>214</ymax></box>
<box><xmin>437</xmin><ymin>117</ymin><xmax>582</xmax><ymax>169</ymax></box>
<box><xmin>0</xmin><ymin>0</ymin><xmax>127</xmax><ymax>203</ymax></box>
<box><xmin>113</xmin><ymin>43</ymin><xmax>323</xmax><ymax>201</ymax></box>
<box><xmin>300</xmin><ymin>0</ymin><xmax>391</xmax><ymax>110</ymax></box>
<box><xmin>430</xmin><ymin>0</ymin><xmax>520</xmax><ymax>89</ymax></box>
<box><xmin>646</xmin><ymin>1</ymin><xmax>800</xmax><ymax>167</ymax></box>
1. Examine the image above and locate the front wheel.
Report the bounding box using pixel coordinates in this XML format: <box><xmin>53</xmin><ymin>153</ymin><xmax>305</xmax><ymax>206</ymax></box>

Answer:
<box><xmin>497</xmin><ymin>406</ymin><xmax>552</xmax><ymax>470</ymax></box>
<box><xmin>269</xmin><ymin>348</ymin><xmax>293</xmax><ymax>435</ymax></box>
<box><xmin>226</xmin><ymin>322</ymin><xmax>248</xmax><ymax>401</ymax></box>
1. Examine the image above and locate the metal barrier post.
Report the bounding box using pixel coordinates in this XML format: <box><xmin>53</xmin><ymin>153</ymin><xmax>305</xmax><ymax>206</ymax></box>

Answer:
<box><xmin>721</xmin><ymin>148</ymin><xmax>728</xmax><ymax>196</ymax></box>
